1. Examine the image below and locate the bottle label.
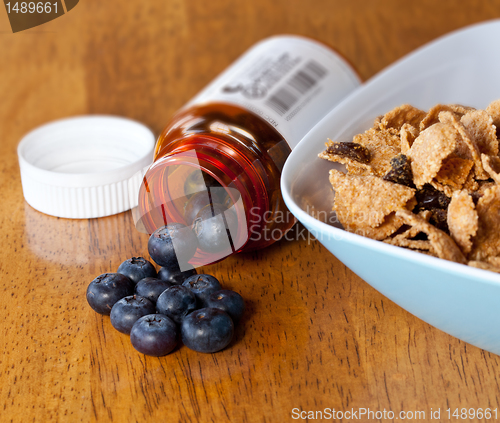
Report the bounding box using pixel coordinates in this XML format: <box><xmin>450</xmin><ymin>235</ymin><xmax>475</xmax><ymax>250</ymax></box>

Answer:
<box><xmin>186</xmin><ymin>35</ymin><xmax>361</xmax><ymax>149</ymax></box>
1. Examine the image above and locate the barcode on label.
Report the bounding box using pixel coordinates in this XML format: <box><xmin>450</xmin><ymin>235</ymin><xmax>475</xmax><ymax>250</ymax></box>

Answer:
<box><xmin>265</xmin><ymin>60</ymin><xmax>327</xmax><ymax>116</ymax></box>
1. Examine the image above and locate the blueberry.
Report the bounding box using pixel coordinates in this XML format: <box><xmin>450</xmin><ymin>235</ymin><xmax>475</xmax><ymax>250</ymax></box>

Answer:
<box><xmin>182</xmin><ymin>274</ymin><xmax>222</xmax><ymax>303</ymax></box>
<box><xmin>156</xmin><ymin>286</ymin><xmax>198</xmax><ymax>324</ymax></box>
<box><xmin>192</xmin><ymin>204</ymin><xmax>238</xmax><ymax>253</ymax></box>
<box><xmin>135</xmin><ymin>277</ymin><xmax>172</xmax><ymax>304</ymax></box>
<box><xmin>86</xmin><ymin>273</ymin><xmax>135</xmax><ymax>315</ymax></box>
<box><xmin>184</xmin><ymin>192</ymin><xmax>213</xmax><ymax>225</ymax></box>
<box><xmin>184</xmin><ymin>170</ymin><xmax>221</xmax><ymax>199</ymax></box>
<box><xmin>110</xmin><ymin>295</ymin><xmax>156</xmax><ymax>334</ymax></box>
<box><xmin>130</xmin><ymin>314</ymin><xmax>178</xmax><ymax>356</ymax></box>
<box><xmin>204</xmin><ymin>290</ymin><xmax>245</xmax><ymax>323</ymax></box>
<box><xmin>181</xmin><ymin>308</ymin><xmax>234</xmax><ymax>353</ymax></box>
<box><xmin>158</xmin><ymin>266</ymin><xmax>197</xmax><ymax>286</ymax></box>
<box><xmin>148</xmin><ymin>223</ymin><xmax>198</xmax><ymax>268</ymax></box>
<box><xmin>117</xmin><ymin>257</ymin><xmax>157</xmax><ymax>284</ymax></box>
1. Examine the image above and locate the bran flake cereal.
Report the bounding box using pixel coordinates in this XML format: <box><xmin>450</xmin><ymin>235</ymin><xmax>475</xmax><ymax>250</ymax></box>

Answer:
<box><xmin>435</xmin><ymin>156</ymin><xmax>474</xmax><ymax>190</ymax></box>
<box><xmin>461</xmin><ymin>110</ymin><xmax>499</xmax><ymax>156</ymax></box>
<box><xmin>352</xmin><ymin>128</ymin><xmax>401</xmax><ymax>177</ymax></box>
<box><xmin>486</xmin><ymin>99</ymin><xmax>500</xmax><ymax>129</ymax></box>
<box><xmin>419</xmin><ymin>104</ymin><xmax>475</xmax><ymax>130</ymax></box>
<box><xmin>319</xmin><ymin>100</ymin><xmax>500</xmax><ymax>274</ymax></box>
<box><xmin>481</xmin><ymin>154</ymin><xmax>500</xmax><ymax>185</ymax></box>
<box><xmin>379</xmin><ymin>104</ymin><xmax>427</xmax><ymax>131</ymax></box>
<box><xmin>469</xmin><ymin>186</ymin><xmax>500</xmax><ymax>261</ymax></box>
<box><xmin>353</xmin><ymin>213</ymin><xmax>405</xmax><ymax>241</ymax></box>
<box><xmin>439</xmin><ymin>111</ymin><xmax>488</xmax><ymax>179</ymax></box>
<box><xmin>400</xmin><ymin>123</ymin><xmax>419</xmax><ymax>155</ymax></box>
<box><xmin>383</xmin><ymin>235</ymin><xmax>435</xmax><ymax>253</ymax></box>
<box><xmin>409</xmin><ymin>122</ymin><xmax>458</xmax><ymax>188</ymax></box>
<box><xmin>447</xmin><ymin>190</ymin><xmax>478</xmax><ymax>255</ymax></box>
<box><xmin>395</xmin><ymin>209</ymin><xmax>433</xmax><ymax>240</ymax></box>
<box><xmin>463</xmin><ymin>169</ymin><xmax>480</xmax><ymax>192</ymax></box>
<box><xmin>488</xmin><ymin>257</ymin><xmax>500</xmax><ymax>267</ymax></box>
<box><xmin>429</xmin><ymin>180</ymin><xmax>454</xmax><ymax>198</ymax></box>
<box><xmin>468</xmin><ymin>261</ymin><xmax>500</xmax><ymax>274</ymax></box>
<box><xmin>395</xmin><ymin>210</ymin><xmax>467</xmax><ymax>264</ymax></box>
<box><xmin>328</xmin><ymin>169</ymin><xmax>415</xmax><ymax>230</ymax></box>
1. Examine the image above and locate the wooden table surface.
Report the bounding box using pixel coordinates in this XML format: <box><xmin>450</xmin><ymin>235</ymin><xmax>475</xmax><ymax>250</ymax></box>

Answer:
<box><xmin>2</xmin><ymin>1</ymin><xmax>500</xmax><ymax>422</ymax></box>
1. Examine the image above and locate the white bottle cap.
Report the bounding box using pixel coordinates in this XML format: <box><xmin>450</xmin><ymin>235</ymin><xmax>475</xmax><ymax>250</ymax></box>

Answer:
<box><xmin>17</xmin><ymin>116</ymin><xmax>155</xmax><ymax>219</ymax></box>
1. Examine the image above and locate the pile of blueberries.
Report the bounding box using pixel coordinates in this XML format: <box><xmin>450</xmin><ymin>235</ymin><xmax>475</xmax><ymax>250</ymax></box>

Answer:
<box><xmin>86</xmin><ymin>224</ymin><xmax>245</xmax><ymax>357</ymax></box>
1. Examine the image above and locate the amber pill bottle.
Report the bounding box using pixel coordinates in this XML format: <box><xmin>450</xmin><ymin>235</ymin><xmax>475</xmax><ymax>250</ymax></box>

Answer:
<box><xmin>137</xmin><ymin>36</ymin><xmax>360</xmax><ymax>267</ymax></box>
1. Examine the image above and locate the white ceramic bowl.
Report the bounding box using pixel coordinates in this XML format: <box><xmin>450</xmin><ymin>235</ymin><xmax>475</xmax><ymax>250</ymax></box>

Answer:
<box><xmin>281</xmin><ymin>20</ymin><xmax>500</xmax><ymax>355</ymax></box>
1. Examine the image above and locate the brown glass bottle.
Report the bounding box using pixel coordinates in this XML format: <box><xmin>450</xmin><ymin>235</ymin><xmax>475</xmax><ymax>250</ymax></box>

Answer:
<box><xmin>138</xmin><ymin>101</ymin><xmax>295</xmax><ymax>267</ymax></box>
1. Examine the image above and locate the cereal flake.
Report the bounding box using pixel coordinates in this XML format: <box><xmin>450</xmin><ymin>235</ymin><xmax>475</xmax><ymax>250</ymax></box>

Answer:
<box><xmin>447</xmin><ymin>190</ymin><xmax>478</xmax><ymax>255</ymax></box>
<box><xmin>400</xmin><ymin>123</ymin><xmax>419</xmax><ymax>155</ymax></box>
<box><xmin>395</xmin><ymin>209</ymin><xmax>466</xmax><ymax>264</ymax></box>
<box><xmin>461</xmin><ymin>110</ymin><xmax>499</xmax><ymax>156</ymax></box>
<box><xmin>352</xmin><ymin>128</ymin><xmax>401</xmax><ymax>177</ymax></box>
<box><xmin>420</xmin><ymin>104</ymin><xmax>475</xmax><ymax>130</ymax></box>
<box><xmin>486</xmin><ymin>99</ymin><xmax>500</xmax><ymax>129</ymax></box>
<box><xmin>481</xmin><ymin>154</ymin><xmax>500</xmax><ymax>185</ymax></box>
<box><xmin>435</xmin><ymin>156</ymin><xmax>474</xmax><ymax>190</ymax></box>
<box><xmin>468</xmin><ymin>261</ymin><xmax>500</xmax><ymax>274</ymax></box>
<box><xmin>409</xmin><ymin>122</ymin><xmax>458</xmax><ymax>188</ymax></box>
<box><xmin>469</xmin><ymin>185</ymin><xmax>500</xmax><ymax>261</ymax></box>
<box><xmin>329</xmin><ymin>169</ymin><xmax>415</xmax><ymax>230</ymax></box>
<box><xmin>439</xmin><ymin>111</ymin><xmax>489</xmax><ymax>179</ymax></box>
<box><xmin>379</xmin><ymin>104</ymin><xmax>427</xmax><ymax>131</ymax></box>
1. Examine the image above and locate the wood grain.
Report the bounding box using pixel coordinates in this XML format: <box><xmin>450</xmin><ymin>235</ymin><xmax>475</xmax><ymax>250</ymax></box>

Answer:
<box><xmin>1</xmin><ymin>1</ymin><xmax>500</xmax><ymax>422</ymax></box>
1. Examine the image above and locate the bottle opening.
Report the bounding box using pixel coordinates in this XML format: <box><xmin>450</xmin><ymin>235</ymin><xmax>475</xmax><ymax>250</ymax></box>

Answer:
<box><xmin>132</xmin><ymin>149</ymin><xmax>250</xmax><ymax>269</ymax></box>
